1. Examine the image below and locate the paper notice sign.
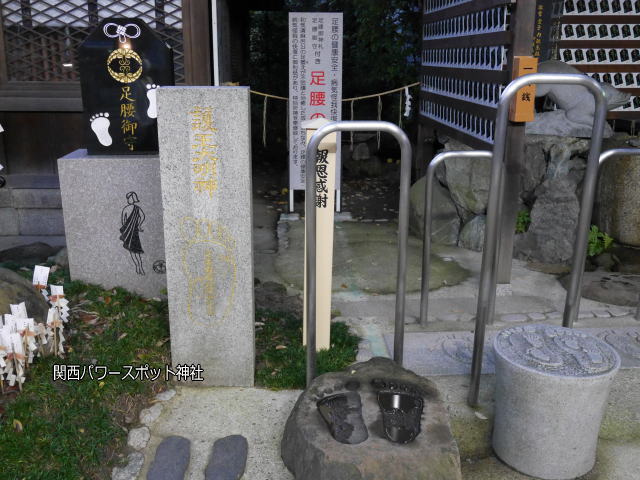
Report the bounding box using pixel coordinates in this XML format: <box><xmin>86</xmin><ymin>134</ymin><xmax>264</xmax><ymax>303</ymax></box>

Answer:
<box><xmin>10</xmin><ymin>302</ymin><xmax>28</xmax><ymax>318</ymax></box>
<box><xmin>33</xmin><ymin>266</ymin><xmax>50</xmax><ymax>287</ymax></box>
<box><xmin>50</xmin><ymin>285</ymin><xmax>64</xmax><ymax>296</ymax></box>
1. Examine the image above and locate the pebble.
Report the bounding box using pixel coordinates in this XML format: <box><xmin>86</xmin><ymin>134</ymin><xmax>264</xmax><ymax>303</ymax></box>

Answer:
<box><xmin>140</xmin><ymin>403</ymin><xmax>163</xmax><ymax>426</ymax></box>
<box><xmin>155</xmin><ymin>389</ymin><xmax>177</xmax><ymax>402</ymax></box>
<box><xmin>501</xmin><ymin>314</ymin><xmax>528</xmax><ymax>323</ymax></box>
<box><xmin>127</xmin><ymin>427</ymin><xmax>150</xmax><ymax>450</ymax></box>
<box><xmin>111</xmin><ymin>452</ymin><xmax>144</xmax><ymax>480</ymax></box>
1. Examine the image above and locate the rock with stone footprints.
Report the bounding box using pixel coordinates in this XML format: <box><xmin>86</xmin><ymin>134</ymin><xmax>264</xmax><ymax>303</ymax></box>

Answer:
<box><xmin>281</xmin><ymin>357</ymin><xmax>462</xmax><ymax>480</ymax></box>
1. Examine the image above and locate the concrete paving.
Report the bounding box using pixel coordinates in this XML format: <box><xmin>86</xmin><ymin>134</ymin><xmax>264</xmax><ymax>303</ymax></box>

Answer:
<box><xmin>133</xmin><ymin>202</ymin><xmax>640</xmax><ymax>479</ymax></box>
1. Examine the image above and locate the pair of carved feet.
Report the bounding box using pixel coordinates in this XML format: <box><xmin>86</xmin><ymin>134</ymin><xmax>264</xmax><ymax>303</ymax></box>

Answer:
<box><xmin>316</xmin><ymin>379</ymin><xmax>424</xmax><ymax>445</ymax></box>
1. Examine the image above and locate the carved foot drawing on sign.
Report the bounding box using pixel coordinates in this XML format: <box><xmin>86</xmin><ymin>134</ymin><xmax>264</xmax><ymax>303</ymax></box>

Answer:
<box><xmin>90</xmin><ymin>112</ymin><xmax>112</xmax><ymax>146</ymax></box>
<box><xmin>146</xmin><ymin>84</ymin><xmax>158</xmax><ymax>119</ymax></box>
<box><xmin>180</xmin><ymin>217</ymin><xmax>237</xmax><ymax>324</ymax></box>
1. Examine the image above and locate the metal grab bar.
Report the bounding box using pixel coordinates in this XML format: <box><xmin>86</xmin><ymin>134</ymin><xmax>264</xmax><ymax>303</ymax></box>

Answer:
<box><xmin>564</xmin><ymin>147</ymin><xmax>640</xmax><ymax>327</ymax></box>
<box><xmin>305</xmin><ymin>121</ymin><xmax>412</xmax><ymax>386</ymax></box>
<box><xmin>419</xmin><ymin>150</ymin><xmax>493</xmax><ymax>325</ymax></box>
<box><xmin>468</xmin><ymin>73</ymin><xmax>608</xmax><ymax>406</ymax></box>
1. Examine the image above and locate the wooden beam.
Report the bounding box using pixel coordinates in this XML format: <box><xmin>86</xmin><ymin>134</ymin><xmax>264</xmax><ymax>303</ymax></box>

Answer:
<box><xmin>182</xmin><ymin>0</ymin><xmax>211</xmax><ymax>86</ymax></box>
<box><xmin>422</xmin><ymin>31</ymin><xmax>512</xmax><ymax>49</ymax></box>
<box><xmin>421</xmin><ymin>66</ymin><xmax>510</xmax><ymax>83</ymax></box>
<box><xmin>420</xmin><ymin>115</ymin><xmax>493</xmax><ymax>151</ymax></box>
<box><xmin>420</xmin><ymin>90</ymin><xmax>497</xmax><ymax>119</ymax></box>
<box><xmin>423</xmin><ymin>0</ymin><xmax>515</xmax><ymax>23</ymax></box>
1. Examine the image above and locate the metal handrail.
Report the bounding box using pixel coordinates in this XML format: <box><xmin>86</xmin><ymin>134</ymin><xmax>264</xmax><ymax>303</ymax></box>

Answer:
<box><xmin>304</xmin><ymin>121</ymin><xmax>412</xmax><ymax>386</ymax></box>
<box><xmin>419</xmin><ymin>150</ymin><xmax>493</xmax><ymax>325</ymax></box>
<box><xmin>564</xmin><ymin>147</ymin><xmax>640</xmax><ymax>327</ymax></box>
<box><xmin>468</xmin><ymin>73</ymin><xmax>608</xmax><ymax>406</ymax></box>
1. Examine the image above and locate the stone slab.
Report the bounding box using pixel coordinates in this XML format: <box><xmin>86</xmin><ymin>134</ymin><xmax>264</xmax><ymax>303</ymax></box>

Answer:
<box><xmin>157</xmin><ymin>87</ymin><xmax>254</xmax><ymax>387</ymax></box>
<box><xmin>0</xmin><ymin>208</ymin><xmax>19</xmax><ymax>236</ymax></box>
<box><xmin>12</xmin><ymin>189</ymin><xmax>62</xmax><ymax>209</ymax></box>
<box><xmin>18</xmin><ymin>208</ymin><xmax>65</xmax><ymax>235</ymax></box>
<box><xmin>384</xmin><ymin>326</ymin><xmax>640</xmax><ymax>376</ymax></box>
<box><xmin>58</xmin><ymin>149</ymin><xmax>166</xmax><ymax>298</ymax></box>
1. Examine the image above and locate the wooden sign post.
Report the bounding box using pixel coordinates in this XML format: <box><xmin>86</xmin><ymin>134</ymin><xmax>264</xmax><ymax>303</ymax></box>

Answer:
<box><xmin>509</xmin><ymin>56</ymin><xmax>539</xmax><ymax>122</ymax></box>
<box><xmin>303</xmin><ymin>118</ymin><xmax>337</xmax><ymax>351</ymax></box>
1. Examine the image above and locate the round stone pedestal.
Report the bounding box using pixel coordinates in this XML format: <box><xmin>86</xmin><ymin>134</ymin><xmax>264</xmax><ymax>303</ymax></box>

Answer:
<box><xmin>492</xmin><ymin>325</ymin><xmax>620</xmax><ymax>480</ymax></box>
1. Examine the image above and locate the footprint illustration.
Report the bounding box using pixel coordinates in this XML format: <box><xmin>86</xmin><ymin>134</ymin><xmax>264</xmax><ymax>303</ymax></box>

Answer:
<box><xmin>180</xmin><ymin>217</ymin><xmax>237</xmax><ymax>324</ymax></box>
<box><xmin>90</xmin><ymin>112</ymin><xmax>112</xmax><ymax>146</ymax></box>
<box><xmin>146</xmin><ymin>84</ymin><xmax>158</xmax><ymax>119</ymax></box>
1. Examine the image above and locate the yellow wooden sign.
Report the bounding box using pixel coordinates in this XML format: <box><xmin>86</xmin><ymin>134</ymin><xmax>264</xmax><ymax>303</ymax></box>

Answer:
<box><xmin>509</xmin><ymin>56</ymin><xmax>538</xmax><ymax>123</ymax></box>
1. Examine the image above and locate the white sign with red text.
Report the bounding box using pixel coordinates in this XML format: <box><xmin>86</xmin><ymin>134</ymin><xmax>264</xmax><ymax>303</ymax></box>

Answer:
<box><xmin>288</xmin><ymin>12</ymin><xmax>343</xmax><ymax>198</ymax></box>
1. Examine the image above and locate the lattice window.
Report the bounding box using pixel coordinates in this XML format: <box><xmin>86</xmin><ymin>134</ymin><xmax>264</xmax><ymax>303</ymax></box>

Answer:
<box><xmin>1</xmin><ymin>0</ymin><xmax>185</xmax><ymax>83</ymax></box>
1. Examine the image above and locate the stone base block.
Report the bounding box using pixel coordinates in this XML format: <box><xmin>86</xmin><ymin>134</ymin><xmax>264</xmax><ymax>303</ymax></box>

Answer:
<box><xmin>492</xmin><ymin>325</ymin><xmax>620</xmax><ymax>480</ymax></box>
<box><xmin>58</xmin><ymin>149</ymin><xmax>166</xmax><ymax>298</ymax></box>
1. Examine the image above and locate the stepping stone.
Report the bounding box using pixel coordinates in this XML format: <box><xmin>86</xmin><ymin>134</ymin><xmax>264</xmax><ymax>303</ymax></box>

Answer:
<box><xmin>593</xmin><ymin>310</ymin><xmax>611</xmax><ymax>318</ymax></box>
<box><xmin>528</xmin><ymin>312</ymin><xmax>547</xmax><ymax>321</ymax></box>
<box><xmin>502</xmin><ymin>313</ymin><xmax>528</xmax><ymax>323</ymax></box>
<box><xmin>147</xmin><ymin>436</ymin><xmax>190</xmax><ymax>480</ymax></box>
<box><xmin>205</xmin><ymin>435</ymin><xmax>248</xmax><ymax>480</ymax></box>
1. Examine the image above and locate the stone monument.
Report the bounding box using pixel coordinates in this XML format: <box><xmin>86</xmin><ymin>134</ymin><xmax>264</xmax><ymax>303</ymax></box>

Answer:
<box><xmin>492</xmin><ymin>324</ymin><xmax>620</xmax><ymax>479</ymax></box>
<box><xmin>79</xmin><ymin>18</ymin><xmax>174</xmax><ymax>154</ymax></box>
<box><xmin>157</xmin><ymin>87</ymin><xmax>254</xmax><ymax>387</ymax></box>
<box><xmin>59</xmin><ymin>19</ymin><xmax>173</xmax><ymax>298</ymax></box>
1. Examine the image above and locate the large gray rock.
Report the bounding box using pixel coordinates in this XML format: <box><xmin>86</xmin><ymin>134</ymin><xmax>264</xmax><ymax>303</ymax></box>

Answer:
<box><xmin>458</xmin><ymin>215</ymin><xmax>485</xmax><ymax>252</ymax></box>
<box><xmin>0</xmin><ymin>267</ymin><xmax>50</xmax><ymax>320</ymax></box>
<box><xmin>409</xmin><ymin>175</ymin><xmax>460</xmax><ymax>245</ymax></box>
<box><xmin>157</xmin><ymin>87</ymin><xmax>255</xmax><ymax>387</ymax></box>
<box><xmin>0</xmin><ymin>242</ymin><xmax>57</xmax><ymax>264</ymax></box>
<box><xmin>58</xmin><ymin>150</ymin><xmax>167</xmax><ymax>299</ymax></box>
<box><xmin>526</xmin><ymin>60</ymin><xmax>630</xmax><ymax>138</ymax></box>
<box><xmin>441</xmin><ymin>139</ymin><xmax>491</xmax><ymax>215</ymax></box>
<box><xmin>595</xmin><ymin>152</ymin><xmax>640</xmax><ymax>247</ymax></box>
<box><xmin>560</xmin><ymin>272</ymin><xmax>640</xmax><ymax>307</ymax></box>
<box><xmin>281</xmin><ymin>357</ymin><xmax>462</xmax><ymax>480</ymax></box>
<box><xmin>514</xmin><ymin>177</ymin><xmax>579</xmax><ymax>264</ymax></box>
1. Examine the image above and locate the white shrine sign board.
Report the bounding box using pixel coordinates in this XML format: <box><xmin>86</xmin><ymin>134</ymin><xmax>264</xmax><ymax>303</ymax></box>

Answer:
<box><xmin>288</xmin><ymin>12</ymin><xmax>343</xmax><ymax>210</ymax></box>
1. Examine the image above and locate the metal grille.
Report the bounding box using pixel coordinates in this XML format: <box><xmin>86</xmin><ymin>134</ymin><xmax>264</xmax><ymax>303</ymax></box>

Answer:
<box><xmin>1</xmin><ymin>0</ymin><xmax>184</xmax><ymax>83</ymax></box>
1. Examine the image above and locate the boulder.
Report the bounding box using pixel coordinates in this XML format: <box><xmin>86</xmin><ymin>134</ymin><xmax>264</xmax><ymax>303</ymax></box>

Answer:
<box><xmin>409</xmin><ymin>175</ymin><xmax>460</xmax><ymax>245</ymax></box>
<box><xmin>559</xmin><ymin>271</ymin><xmax>640</xmax><ymax>307</ymax></box>
<box><xmin>458</xmin><ymin>215</ymin><xmax>485</xmax><ymax>252</ymax></box>
<box><xmin>281</xmin><ymin>357</ymin><xmax>462</xmax><ymax>480</ymax></box>
<box><xmin>0</xmin><ymin>267</ymin><xmax>50</xmax><ymax>320</ymax></box>
<box><xmin>595</xmin><ymin>152</ymin><xmax>640</xmax><ymax>247</ymax></box>
<box><xmin>514</xmin><ymin>177</ymin><xmax>579</xmax><ymax>264</ymax></box>
<box><xmin>441</xmin><ymin>139</ymin><xmax>491</xmax><ymax>215</ymax></box>
<box><xmin>0</xmin><ymin>242</ymin><xmax>57</xmax><ymax>264</ymax></box>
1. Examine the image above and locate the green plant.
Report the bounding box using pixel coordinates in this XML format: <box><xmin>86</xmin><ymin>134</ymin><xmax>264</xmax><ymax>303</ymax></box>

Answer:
<box><xmin>515</xmin><ymin>210</ymin><xmax>531</xmax><ymax>234</ymax></box>
<box><xmin>588</xmin><ymin>225</ymin><xmax>614</xmax><ymax>257</ymax></box>
<box><xmin>255</xmin><ymin>309</ymin><xmax>359</xmax><ymax>389</ymax></box>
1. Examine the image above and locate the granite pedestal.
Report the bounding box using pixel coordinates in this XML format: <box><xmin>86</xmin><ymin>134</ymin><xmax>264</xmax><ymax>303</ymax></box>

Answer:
<box><xmin>492</xmin><ymin>325</ymin><xmax>620</xmax><ymax>480</ymax></box>
<box><xmin>157</xmin><ymin>87</ymin><xmax>254</xmax><ymax>387</ymax></box>
<box><xmin>58</xmin><ymin>150</ymin><xmax>166</xmax><ymax>298</ymax></box>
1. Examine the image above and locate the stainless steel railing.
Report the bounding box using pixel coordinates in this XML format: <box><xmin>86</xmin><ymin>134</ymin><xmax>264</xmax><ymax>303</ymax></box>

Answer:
<box><xmin>304</xmin><ymin>121</ymin><xmax>412</xmax><ymax>386</ymax></box>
